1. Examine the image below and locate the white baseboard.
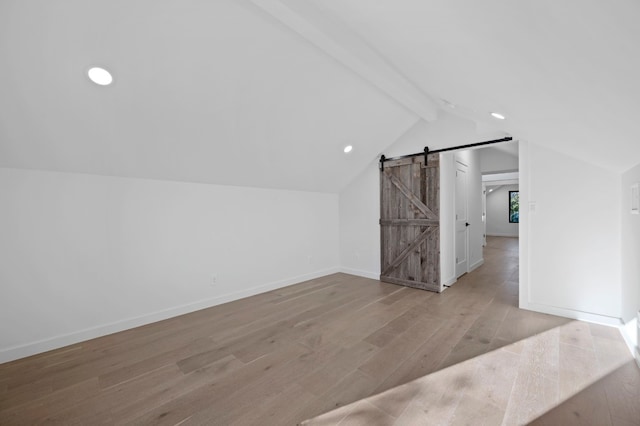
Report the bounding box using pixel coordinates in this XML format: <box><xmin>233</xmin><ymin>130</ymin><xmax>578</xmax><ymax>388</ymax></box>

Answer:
<box><xmin>486</xmin><ymin>232</ymin><xmax>519</xmax><ymax>238</ymax></box>
<box><xmin>619</xmin><ymin>317</ymin><xmax>638</xmax><ymax>358</ymax></box>
<box><xmin>340</xmin><ymin>267</ymin><xmax>461</xmax><ymax>290</ymax></box>
<box><xmin>340</xmin><ymin>267</ymin><xmax>379</xmax><ymax>280</ymax></box>
<box><xmin>524</xmin><ymin>302</ymin><xmax>637</xmax><ymax>356</ymax></box>
<box><xmin>469</xmin><ymin>259</ymin><xmax>484</xmax><ymax>272</ymax></box>
<box><xmin>0</xmin><ymin>266</ymin><xmax>341</xmax><ymax>364</ymax></box>
<box><xmin>441</xmin><ymin>275</ymin><xmax>457</xmax><ymax>287</ymax></box>
<box><xmin>522</xmin><ymin>302</ymin><xmax>622</xmax><ymax>327</ymax></box>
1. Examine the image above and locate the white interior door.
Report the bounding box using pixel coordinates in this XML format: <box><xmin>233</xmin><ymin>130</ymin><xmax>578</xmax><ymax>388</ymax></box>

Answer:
<box><xmin>455</xmin><ymin>161</ymin><xmax>469</xmax><ymax>278</ymax></box>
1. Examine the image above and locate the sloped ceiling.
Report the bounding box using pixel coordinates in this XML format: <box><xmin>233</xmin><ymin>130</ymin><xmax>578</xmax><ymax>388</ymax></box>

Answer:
<box><xmin>1</xmin><ymin>0</ymin><xmax>639</xmax><ymax>194</ymax></box>
<box><xmin>489</xmin><ymin>143</ymin><xmax>518</xmax><ymax>159</ymax></box>
<box><xmin>311</xmin><ymin>0</ymin><xmax>640</xmax><ymax>173</ymax></box>
<box><xmin>0</xmin><ymin>0</ymin><xmax>419</xmax><ymax>192</ymax></box>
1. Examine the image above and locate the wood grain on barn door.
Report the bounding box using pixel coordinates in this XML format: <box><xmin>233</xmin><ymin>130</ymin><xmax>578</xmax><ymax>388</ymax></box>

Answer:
<box><xmin>380</xmin><ymin>154</ymin><xmax>441</xmax><ymax>292</ymax></box>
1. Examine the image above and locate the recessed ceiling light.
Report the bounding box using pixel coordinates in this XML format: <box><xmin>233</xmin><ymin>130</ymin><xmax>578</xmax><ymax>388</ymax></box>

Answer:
<box><xmin>88</xmin><ymin>67</ymin><xmax>113</xmax><ymax>86</ymax></box>
<box><xmin>490</xmin><ymin>112</ymin><xmax>506</xmax><ymax>120</ymax></box>
<box><xmin>343</xmin><ymin>145</ymin><xmax>353</xmax><ymax>153</ymax></box>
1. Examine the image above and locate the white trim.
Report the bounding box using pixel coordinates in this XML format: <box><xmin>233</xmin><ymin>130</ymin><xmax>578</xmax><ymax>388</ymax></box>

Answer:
<box><xmin>482</xmin><ymin>172</ymin><xmax>520</xmax><ymax>182</ymax></box>
<box><xmin>454</xmin><ymin>158</ymin><xmax>470</xmax><ymax>279</ymax></box>
<box><xmin>486</xmin><ymin>232</ymin><xmax>519</xmax><ymax>238</ymax></box>
<box><xmin>0</xmin><ymin>266</ymin><xmax>340</xmax><ymax>364</ymax></box>
<box><xmin>469</xmin><ymin>258</ymin><xmax>484</xmax><ymax>272</ymax></box>
<box><xmin>521</xmin><ymin>302</ymin><xmax>622</xmax><ymax>327</ymax></box>
<box><xmin>341</xmin><ymin>268</ymin><xmax>457</xmax><ymax>291</ymax></box>
<box><xmin>518</xmin><ymin>140</ymin><xmax>530</xmax><ymax>310</ymax></box>
<box><xmin>441</xmin><ymin>275</ymin><xmax>457</xmax><ymax>287</ymax></box>
<box><xmin>619</xmin><ymin>317</ymin><xmax>638</xmax><ymax>358</ymax></box>
<box><xmin>340</xmin><ymin>267</ymin><xmax>379</xmax><ymax>280</ymax></box>
<box><xmin>484</xmin><ymin>179</ymin><xmax>519</xmax><ymax>186</ymax></box>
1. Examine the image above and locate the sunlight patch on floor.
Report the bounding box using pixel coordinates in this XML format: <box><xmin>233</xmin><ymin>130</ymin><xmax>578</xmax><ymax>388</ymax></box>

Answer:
<box><xmin>303</xmin><ymin>321</ymin><xmax>633</xmax><ymax>425</ymax></box>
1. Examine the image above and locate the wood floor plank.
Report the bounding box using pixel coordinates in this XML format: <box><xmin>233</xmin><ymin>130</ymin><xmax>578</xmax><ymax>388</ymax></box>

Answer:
<box><xmin>0</xmin><ymin>378</ymin><xmax>99</xmax><ymax>425</ymax></box>
<box><xmin>560</xmin><ymin>320</ymin><xmax>595</xmax><ymax>350</ymax></box>
<box><xmin>39</xmin><ymin>365</ymin><xmax>184</xmax><ymax>425</ymax></box>
<box><xmin>110</xmin><ymin>355</ymin><xmax>245</xmax><ymax>424</ymax></box>
<box><xmin>227</xmin><ymin>383</ymin><xmax>317</xmax><ymax>426</ymax></box>
<box><xmin>293</xmin><ymin>369</ymin><xmax>379</xmax><ymax>423</ymax></box>
<box><xmin>335</xmin><ymin>400</ymin><xmax>396</xmax><ymax>426</ymax></box>
<box><xmin>372</xmin><ymin>312</ymin><xmax>479</xmax><ymax>394</ymax></box>
<box><xmin>363</xmin><ymin>301</ymin><xmax>434</xmax><ymax>348</ymax></box>
<box><xmin>559</xmin><ymin>341</ymin><xmax>600</xmax><ymax>400</ymax></box>
<box><xmin>358</xmin><ymin>318</ymin><xmax>442</xmax><ymax>384</ymax></box>
<box><xmin>124</xmin><ymin>343</ymin><xmax>309</xmax><ymax>425</ymax></box>
<box><xmin>449</xmin><ymin>394</ymin><xmax>505</xmax><ymax>426</ymax></box>
<box><xmin>528</xmin><ymin>382</ymin><xmax>613</xmax><ymax>426</ymax></box>
<box><xmin>601</xmin><ymin>361</ymin><xmax>640</xmax><ymax>424</ymax></box>
<box><xmin>184</xmin><ymin>343</ymin><xmax>344</xmax><ymax>425</ymax></box>
<box><xmin>174</xmin><ymin>283</ymin><xmax>370</xmax><ymax>373</ymax></box>
<box><xmin>99</xmin><ymin>336</ymin><xmax>215</xmax><ymax>388</ymax></box>
<box><xmin>2</xmin><ymin>237</ymin><xmax>638</xmax><ymax>426</ymax></box>
<box><xmin>297</xmin><ymin>341</ymin><xmax>379</xmax><ymax>397</ymax></box>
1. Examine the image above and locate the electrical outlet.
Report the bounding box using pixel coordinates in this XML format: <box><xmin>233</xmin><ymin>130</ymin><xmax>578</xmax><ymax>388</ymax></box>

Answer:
<box><xmin>307</xmin><ymin>255</ymin><xmax>313</xmax><ymax>264</ymax></box>
<box><xmin>211</xmin><ymin>274</ymin><xmax>218</xmax><ymax>285</ymax></box>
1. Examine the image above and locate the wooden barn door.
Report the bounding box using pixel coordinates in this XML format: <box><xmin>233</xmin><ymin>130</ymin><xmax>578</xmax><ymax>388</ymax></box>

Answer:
<box><xmin>380</xmin><ymin>154</ymin><xmax>441</xmax><ymax>292</ymax></box>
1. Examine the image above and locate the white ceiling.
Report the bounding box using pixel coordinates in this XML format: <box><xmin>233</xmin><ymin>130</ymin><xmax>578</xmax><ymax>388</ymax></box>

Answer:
<box><xmin>0</xmin><ymin>0</ymin><xmax>417</xmax><ymax>192</ymax></box>
<box><xmin>1</xmin><ymin>0</ymin><xmax>639</xmax><ymax>193</ymax></box>
<box><xmin>311</xmin><ymin>0</ymin><xmax>640</xmax><ymax>173</ymax></box>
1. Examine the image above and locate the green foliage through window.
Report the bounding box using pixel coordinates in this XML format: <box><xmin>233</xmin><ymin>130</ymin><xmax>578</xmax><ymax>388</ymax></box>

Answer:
<box><xmin>509</xmin><ymin>191</ymin><xmax>519</xmax><ymax>223</ymax></box>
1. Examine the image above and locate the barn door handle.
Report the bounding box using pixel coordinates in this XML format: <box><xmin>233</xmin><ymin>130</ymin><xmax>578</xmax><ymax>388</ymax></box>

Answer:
<box><xmin>465</xmin><ymin>222</ymin><xmax>470</xmax><ymax>227</ymax></box>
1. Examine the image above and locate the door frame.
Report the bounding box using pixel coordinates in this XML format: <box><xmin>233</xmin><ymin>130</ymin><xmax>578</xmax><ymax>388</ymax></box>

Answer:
<box><xmin>482</xmin><ymin>183</ymin><xmax>487</xmax><ymax>247</ymax></box>
<box><xmin>455</xmin><ymin>159</ymin><xmax>469</xmax><ymax>278</ymax></box>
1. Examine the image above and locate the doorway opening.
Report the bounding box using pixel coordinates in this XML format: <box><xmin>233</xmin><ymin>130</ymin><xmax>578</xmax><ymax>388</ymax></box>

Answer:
<box><xmin>378</xmin><ymin>137</ymin><xmax>519</xmax><ymax>294</ymax></box>
<box><xmin>446</xmin><ymin>141</ymin><xmax>519</xmax><ymax>288</ymax></box>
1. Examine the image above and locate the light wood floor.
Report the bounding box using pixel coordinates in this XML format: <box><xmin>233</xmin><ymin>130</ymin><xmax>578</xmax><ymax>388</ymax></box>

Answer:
<box><xmin>0</xmin><ymin>237</ymin><xmax>637</xmax><ymax>425</ymax></box>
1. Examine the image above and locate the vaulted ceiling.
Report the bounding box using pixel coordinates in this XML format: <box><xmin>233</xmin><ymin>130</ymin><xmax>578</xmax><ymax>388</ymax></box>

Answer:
<box><xmin>1</xmin><ymin>0</ymin><xmax>638</xmax><ymax>193</ymax></box>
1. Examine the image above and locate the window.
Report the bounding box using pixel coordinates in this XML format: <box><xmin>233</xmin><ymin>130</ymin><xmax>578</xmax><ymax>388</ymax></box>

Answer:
<box><xmin>509</xmin><ymin>191</ymin><xmax>519</xmax><ymax>223</ymax></box>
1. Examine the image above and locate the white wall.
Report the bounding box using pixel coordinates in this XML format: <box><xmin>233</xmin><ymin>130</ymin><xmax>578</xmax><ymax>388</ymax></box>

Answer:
<box><xmin>620</xmin><ymin>162</ymin><xmax>640</xmax><ymax>354</ymax></box>
<box><xmin>0</xmin><ymin>168</ymin><xmax>339</xmax><ymax>363</ymax></box>
<box><xmin>340</xmin><ymin>112</ymin><xmax>504</xmax><ymax>281</ymax></box>
<box><xmin>519</xmin><ymin>141</ymin><xmax>621</xmax><ymax>324</ymax></box>
<box><xmin>339</xmin><ymin>162</ymin><xmax>380</xmax><ymax>279</ymax></box>
<box><xmin>486</xmin><ymin>184</ymin><xmax>520</xmax><ymax>237</ymax></box>
<box><xmin>480</xmin><ymin>148</ymin><xmax>519</xmax><ymax>174</ymax></box>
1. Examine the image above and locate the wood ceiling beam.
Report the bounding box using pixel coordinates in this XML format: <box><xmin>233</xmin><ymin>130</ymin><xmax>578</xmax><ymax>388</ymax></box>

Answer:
<box><xmin>249</xmin><ymin>0</ymin><xmax>438</xmax><ymax>122</ymax></box>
